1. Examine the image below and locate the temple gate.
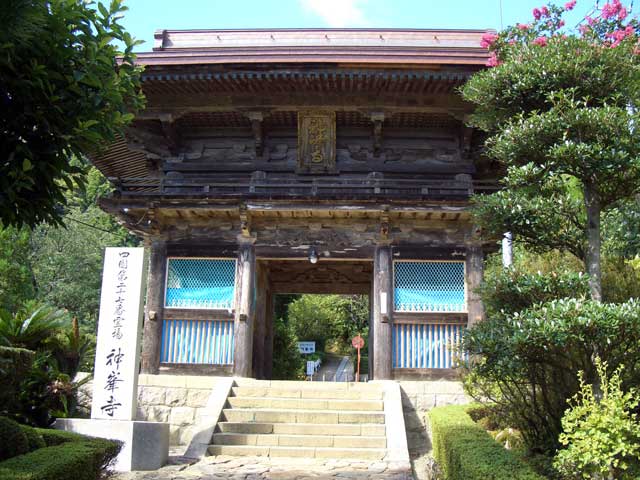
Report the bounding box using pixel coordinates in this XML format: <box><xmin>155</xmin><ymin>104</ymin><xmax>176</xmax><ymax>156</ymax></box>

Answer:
<box><xmin>91</xmin><ymin>28</ymin><xmax>496</xmax><ymax>380</ymax></box>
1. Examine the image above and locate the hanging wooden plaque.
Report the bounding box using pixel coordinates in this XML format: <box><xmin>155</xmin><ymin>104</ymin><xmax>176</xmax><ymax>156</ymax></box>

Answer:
<box><xmin>297</xmin><ymin>111</ymin><xmax>336</xmax><ymax>174</ymax></box>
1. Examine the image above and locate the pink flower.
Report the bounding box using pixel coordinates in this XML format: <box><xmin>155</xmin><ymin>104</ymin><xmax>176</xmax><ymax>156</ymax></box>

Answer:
<box><xmin>618</xmin><ymin>7</ymin><xmax>628</xmax><ymax>20</ymax></box>
<box><xmin>533</xmin><ymin>7</ymin><xmax>542</xmax><ymax>20</ymax></box>
<box><xmin>559</xmin><ymin>20</ymin><xmax>566</xmax><ymax>27</ymax></box>
<box><xmin>486</xmin><ymin>52</ymin><xmax>501</xmax><ymax>67</ymax></box>
<box><xmin>578</xmin><ymin>24</ymin><xmax>590</xmax><ymax>35</ymax></box>
<box><xmin>517</xmin><ymin>23</ymin><xmax>529</xmax><ymax>30</ymax></box>
<box><xmin>480</xmin><ymin>33</ymin><xmax>499</xmax><ymax>48</ymax></box>
<box><xmin>532</xmin><ymin>36</ymin><xmax>548</xmax><ymax>46</ymax></box>
<box><xmin>586</xmin><ymin>15</ymin><xmax>595</xmax><ymax>25</ymax></box>
<box><xmin>564</xmin><ymin>0</ymin><xmax>576</xmax><ymax>10</ymax></box>
<box><xmin>602</xmin><ymin>0</ymin><xmax>623</xmax><ymax>20</ymax></box>
<box><xmin>541</xmin><ymin>6</ymin><xmax>550</xmax><ymax>17</ymax></box>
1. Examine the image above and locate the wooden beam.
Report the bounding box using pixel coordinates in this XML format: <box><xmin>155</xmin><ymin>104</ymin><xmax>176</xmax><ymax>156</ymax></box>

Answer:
<box><xmin>263</xmin><ymin>290</ymin><xmax>275</xmax><ymax>380</ymax></box>
<box><xmin>372</xmin><ymin>245</ymin><xmax>393</xmax><ymax>380</ymax></box>
<box><xmin>164</xmin><ymin>309</ymin><xmax>233</xmax><ymax>321</ymax></box>
<box><xmin>393</xmin><ymin>312</ymin><xmax>467</xmax><ymax>324</ymax></box>
<box><xmin>252</xmin><ymin>261</ymin><xmax>268</xmax><ymax>379</ymax></box>
<box><xmin>465</xmin><ymin>244</ymin><xmax>485</xmax><ymax>326</ymax></box>
<box><xmin>141</xmin><ymin>240</ymin><xmax>167</xmax><ymax>374</ymax></box>
<box><xmin>233</xmin><ymin>244</ymin><xmax>256</xmax><ymax>377</ymax></box>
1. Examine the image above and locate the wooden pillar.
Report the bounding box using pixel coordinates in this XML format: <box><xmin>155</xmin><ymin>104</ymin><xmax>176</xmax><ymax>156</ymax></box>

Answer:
<box><xmin>141</xmin><ymin>240</ymin><xmax>167</xmax><ymax>374</ymax></box>
<box><xmin>368</xmin><ymin>282</ymin><xmax>374</xmax><ymax>380</ymax></box>
<box><xmin>372</xmin><ymin>246</ymin><xmax>393</xmax><ymax>380</ymax></box>
<box><xmin>263</xmin><ymin>291</ymin><xmax>275</xmax><ymax>379</ymax></box>
<box><xmin>466</xmin><ymin>245</ymin><xmax>485</xmax><ymax>326</ymax></box>
<box><xmin>252</xmin><ymin>262</ymin><xmax>268</xmax><ymax>379</ymax></box>
<box><xmin>233</xmin><ymin>244</ymin><xmax>256</xmax><ymax>377</ymax></box>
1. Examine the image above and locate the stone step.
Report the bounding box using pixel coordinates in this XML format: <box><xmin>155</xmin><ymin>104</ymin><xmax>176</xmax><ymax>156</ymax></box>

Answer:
<box><xmin>212</xmin><ymin>432</ymin><xmax>386</xmax><ymax>448</ymax></box>
<box><xmin>207</xmin><ymin>444</ymin><xmax>386</xmax><ymax>460</ymax></box>
<box><xmin>227</xmin><ymin>396</ymin><xmax>383</xmax><ymax>411</ymax></box>
<box><xmin>231</xmin><ymin>386</ymin><xmax>383</xmax><ymax>400</ymax></box>
<box><xmin>233</xmin><ymin>379</ymin><xmax>383</xmax><ymax>392</ymax></box>
<box><xmin>217</xmin><ymin>422</ymin><xmax>386</xmax><ymax>437</ymax></box>
<box><xmin>222</xmin><ymin>408</ymin><xmax>385</xmax><ymax>424</ymax></box>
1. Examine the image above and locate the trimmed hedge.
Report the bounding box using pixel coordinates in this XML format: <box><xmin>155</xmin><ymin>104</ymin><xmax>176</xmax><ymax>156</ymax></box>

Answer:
<box><xmin>0</xmin><ymin>417</ymin><xmax>28</xmax><ymax>461</ymax></box>
<box><xmin>428</xmin><ymin>405</ymin><xmax>544</xmax><ymax>480</ymax></box>
<box><xmin>0</xmin><ymin>427</ymin><xmax>121</xmax><ymax>480</ymax></box>
<box><xmin>21</xmin><ymin>426</ymin><xmax>46</xmax><ymax>452</ymax></box>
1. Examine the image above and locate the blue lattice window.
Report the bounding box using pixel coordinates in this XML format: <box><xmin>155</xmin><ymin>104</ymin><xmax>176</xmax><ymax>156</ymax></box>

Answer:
<box><xmin>394</xmin><ymin>261</ymin><xmax>466</xmax><ymax>312</ymax></box>
<box><xmin>165</xmin><ymin>258</ymin><xmax>235</xmax><ymax>309</ymax></box>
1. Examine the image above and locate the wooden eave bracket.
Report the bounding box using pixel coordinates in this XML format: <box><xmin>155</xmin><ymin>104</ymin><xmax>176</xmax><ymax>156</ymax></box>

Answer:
<box><xmin>379</xmin><ymin>205</ymin><xmax>391</xmax><ymax>243</ymax></box>
<box><xmin>239</xmin><ymin>204</ymin><xmax>252</xmax><ymax>238</ymax></box>
<box><xmin>370</xmin><ymin>111</ymin><xmax>385</xmax><ymax>157</ymax></box>
<box><xmin>245</xmin><ymin>111</ymin><xmax>266</xmax><ymax>157</ymax></box>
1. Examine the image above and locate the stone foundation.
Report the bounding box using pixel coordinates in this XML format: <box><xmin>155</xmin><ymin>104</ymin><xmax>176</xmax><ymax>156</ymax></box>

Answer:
<box><xmin>397</xmin><ymin>380</ymin><xmax>468</xmax><ymax>457</ymax></box>
<box><xmin>136</xmin><ymin>374</ymin><xmax>227</xmax><ymax>446</ymax></box>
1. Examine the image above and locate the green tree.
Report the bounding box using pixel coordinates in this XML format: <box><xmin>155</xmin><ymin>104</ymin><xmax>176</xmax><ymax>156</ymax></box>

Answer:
<box><xmin>0</xmin><ymin>226</ymin><xmax>35</xmax><ymax>311</ymax></box>
<box><xmin>0</xmin><ymin>0</ymin><xmax>144</xmax><ymax>227</ymax></box>
<box><xmin>463</xmin><ymin>2</ymin><xmax>640</xmax><ymax>301</ymax></box>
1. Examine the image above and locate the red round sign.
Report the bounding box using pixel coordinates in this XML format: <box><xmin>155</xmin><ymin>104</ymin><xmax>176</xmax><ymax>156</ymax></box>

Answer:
<box><xmin>352</xmin><ymin>335</ymin><xmax>364</xmax><ymax>349</ymax></box>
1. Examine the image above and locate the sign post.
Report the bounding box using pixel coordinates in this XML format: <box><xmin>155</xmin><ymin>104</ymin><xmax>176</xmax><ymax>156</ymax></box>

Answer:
<box><xmin>351</xmin><ymin>334</ymin><xmax>365</xmax><ymax>382</ymax></box>
<box><xmin>92</xmin><ymin>248</ymin><xmax>146</xmax><ymax>420</ymax></box>
<box><xmin>55</xmin><ymin>247</ymin><xmax>169</xmax><ymax>471</ymax></box>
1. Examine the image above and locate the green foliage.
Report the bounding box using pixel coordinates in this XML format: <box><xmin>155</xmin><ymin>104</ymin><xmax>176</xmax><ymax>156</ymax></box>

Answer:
<box><xmin>461</xmin><ymin>299</ymin><xmax>640</xmax><ymax>454</ymax></box>
<box><xmin>0</xmin><ymin>227</ymin><xmax>35</xmax><ymax>312</ymax></box>
<box><xmin>554</xmin><ymin>360</ymin><xmax>640</xmax><ymax>480</ymax></box>
<box><xmin>271</xmin><ymin>318</ymin><xmax>305</xmax><ymax>380</ymax></box>
<box><xmin>463</xmin><ymin>3</ymin><xmax>640</xmax><ymax>300</ymax></box>
<box><xmin>478</xmin><ymin>268</ymin><xmax>589</xmax><ymax>317</ymax></box>
<box><xmin>0</xmin><ymin>0</ymin><xmax>144</xmax><ymax>227</ymax></box>
<box><xmin>472</xmin><ymin>173</ymin><xmax>586</xmax><ymax>259</ymax></box>
<box><xmin>0</xmin><ymin>347</ymin><xmax>34</xmax><ymax>417</ymax></box>
<box><xmin>20</xmin><ymin>426</ymin><xmax>45</xmax><ymax>452</ymax></box>
<box><xmin>0</xmin><ymin>416</ymin><xmax>29</xmax><ymax>461</ymax></box>
<box><xmin>37</xmin><ymin>428</ymin><xmax>87</xmax><ymax>447</ymax></box>
<box><xmin>287</xmin><ymin>294</ymin><xmax>369</xmax><ymax>354</ymax></box>
<box><xmin>428</xmin><ymin>405</ymin><xmax>544</xmax><ymax>480</ymax></box>
<box><xmin>0</xmin><ymin>301</ymin><xmax>67</xmax><ymax>350</ymax></box>
<box><xmin>0</xmin><ymin>430</ymin><xmax>122</xmax><ymax>480</ymax></box>
<box><xmin>602</xmin><ymin>199</ymin><xmax>640</xmax><ymax>259</ymax></box>
<box><xmin>17</xmin><ymin>354</ymin><xmax>78</xmax><ymax>427</ymax></box>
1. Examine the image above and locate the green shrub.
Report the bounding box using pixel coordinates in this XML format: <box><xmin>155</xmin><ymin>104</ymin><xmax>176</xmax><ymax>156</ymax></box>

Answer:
<box><xmin>0</xmin><ymin>346</ymin><xmax>34</xmax><ymax>415</ymax></box>
<box><xmin>554</xmin><ymin>360</ymin><xmax>640</xmax><ymax>480</ymax></box>
<box><xmin>478</xmin><ymin>268</ymin><xmax>589</xmax><ymax>317</ymax></box>
<box><xmin>0</xmin><ymin>416</ymin><xmax>28</xmax><ymax>461</ymax></box>
<box><xmin>36</xmin><ymin>427</ymin><xmax>85</xmax><ymax>446</ymax></box>
<box><xmin>428</xmin><ymin>405</ymin><xmax>544</xmax><ymax>480</ymax></box>
<box><xmin>461</xmin><ymin>298</ymin><xmax>640</xmax><ymax>454</ymax></box>
<box><xmin>0</xmin><ymin>435</ymin><xmax>121</xmax><ymax>480</ymax></box>
<box><xmin>20</xmin><ymin>426</ymin><xmax>46</xmax><ymax>452</ymax></box>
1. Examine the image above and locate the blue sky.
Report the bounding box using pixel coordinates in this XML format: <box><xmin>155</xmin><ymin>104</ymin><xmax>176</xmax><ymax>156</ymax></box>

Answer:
<box><xmin>120</xmin><ymin>1</ymin><xmax>634</xmax><ymax>51</ymax></box>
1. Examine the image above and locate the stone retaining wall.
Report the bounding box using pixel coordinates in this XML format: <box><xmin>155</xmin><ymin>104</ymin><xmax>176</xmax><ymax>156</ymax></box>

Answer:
<box><xmin>136</xmin><ymin>374</ymin><xmax>224</xmax><ymax>445</ymax></box>
<box><xmin>397</xmin><ymin>381</ymin><xmax>468</xmax><ymax>457</ymax></box>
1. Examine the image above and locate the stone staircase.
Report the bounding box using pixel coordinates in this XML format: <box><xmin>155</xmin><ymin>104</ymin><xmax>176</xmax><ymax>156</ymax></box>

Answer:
<box><xmin>207</xmin><ymin>379</ymin><xmax>387</xmax><ymax>460</ymax></box>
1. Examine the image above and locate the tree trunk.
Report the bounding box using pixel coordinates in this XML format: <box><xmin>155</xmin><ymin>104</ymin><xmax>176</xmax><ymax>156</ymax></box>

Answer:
<box><xmin>583</xmin><ymin>184</ymin><xmax>602</xmax><ymax>302</ymax></box>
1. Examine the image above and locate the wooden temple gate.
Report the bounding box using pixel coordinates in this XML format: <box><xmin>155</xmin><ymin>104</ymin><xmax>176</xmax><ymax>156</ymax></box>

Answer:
<box><xmin>91</xmin><ymin>28</ymin><xmax>496</xmax><ymax>380</ymax></box>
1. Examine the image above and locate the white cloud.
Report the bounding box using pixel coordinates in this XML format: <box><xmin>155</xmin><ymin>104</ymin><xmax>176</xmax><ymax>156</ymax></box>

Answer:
<box><xmin>301</xmin><ymin>0</ymin><xmax>370</xmax><ymax>28</ymax></box>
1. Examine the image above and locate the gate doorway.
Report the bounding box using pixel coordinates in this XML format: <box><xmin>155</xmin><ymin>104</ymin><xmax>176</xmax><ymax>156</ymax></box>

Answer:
<box><xmin>252</xmin><ymin>259</ymin><xmax>372</xmax><ymax>381</ymax></box>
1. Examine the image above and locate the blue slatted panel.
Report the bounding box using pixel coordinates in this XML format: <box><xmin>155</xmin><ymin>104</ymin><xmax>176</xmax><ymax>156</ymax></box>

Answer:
<box><xmin>394</xmin><ymin>261</ymin><xmax>466</xmax><ymax>312</ymax></box>
<box><xmin>392</xmin><ymin>323</ymin><xmax>465</xmax><ymax>369</ymax></box>
<box><xmin>160</xmin><ymin>319</ymin><xmax>234</xmax><ymax>364</ymax></box>
<box><xmin>165</xmin><ymin>258</ymin><xmax>235</xmax><ymax>309</ymax></box>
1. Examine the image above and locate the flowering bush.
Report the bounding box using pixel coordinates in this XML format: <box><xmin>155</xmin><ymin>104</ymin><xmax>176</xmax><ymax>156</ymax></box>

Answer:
<box><xmin>465</xmin><ymin>1</ymin><xmax>640</xmax><ymax>302</ymax></box>
<box><xmin>481</xmin><ymin>0</ymin><xmax>640</xmax><ymax>68</ymax></box>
